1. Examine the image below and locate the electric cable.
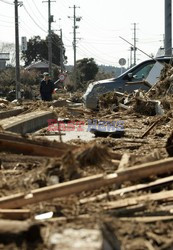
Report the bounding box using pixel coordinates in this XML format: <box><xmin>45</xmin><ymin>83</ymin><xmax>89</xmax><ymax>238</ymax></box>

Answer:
<box><xmin>23</xmin><ymin>5</ymin><xmax>47</xmax><ymax>33</ymax></box>
<box><xmin>0</xmin><ymin>0</ymin><xmax>13</xmax><ymax>5</ymax></box>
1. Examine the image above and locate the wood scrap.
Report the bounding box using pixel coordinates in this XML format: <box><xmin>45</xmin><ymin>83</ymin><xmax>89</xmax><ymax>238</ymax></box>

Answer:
<box><xmin>0</xmin><ymin>139</ymin><xmax>71</xmax><ymax>158</ymax></box>
<box><xmin>0</xmin><ymin>209</ymin><xmax>30</xmax><ymax>220</ymax></box>
<box><xmin>119</xmin><ymin>216</ymin><xmax>173</xmax><ymax>223</ymax></box>
<box><xmin>0</xmin><ymin>132</ymin><xmax>77</xmax><ymax>157</ymax></box>
<box><xmin>1</xmin><ymin>158</ymin><xmax>173</xmax><ymax>208</ymax></box>
<box><xmin>80</xmin><ymin>175</ymin><xmax>173</xmax><ymax>204</ymax></box>
<box><xmin>0</xmin><ymin>132</ymin><xmax>77</xmax><ymax>150</ymax></box>
<box><xmin>141</xmin><ymin>117</ymin><xmax>162</xmax><ymax>138</ymax></box>
<box><xmin>103</xmin><ymin>190</ymin><xmax>173</xmax><ymax>210</ymax></box>
<box><xmin>118</xmin><ymin>153</ymin><xmax>130</xmax><ymax>170</ymax></box>
<box><xmin>111</xmin><ymin>159</ymin><xmax>120</xmax><ymax>167</ymax></box>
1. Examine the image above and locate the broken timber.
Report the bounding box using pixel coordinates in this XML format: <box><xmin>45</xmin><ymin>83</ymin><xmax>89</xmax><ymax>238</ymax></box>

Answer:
<box><xmin>119</xmin><ymin>216</ymin><xmax>173</xmax><ymax>223</ymax></box>
<box><xmin>103</xmin><ymin>189</ymin><xmax>173</xmax><ymax>210</ymax></box>
<box><xmin>0</xmin><ymin>158</ymin><xmax>173</xmax><ymax>209</ymax></box>
<box><xmin>0</xmin><ymin>209</ymin><xmax>30</xmax><ymax>220</ymax></box>
<box><xmin>0</xmin><ymin>132</ymin><xmax>77</xmax><ymax>157</ymax></box>
<box><xmin>80</xmin><ymin>175</ymin><xmax>173</xmax><ymax>204</ymax></box>
<box><xmin>141</xmin><ymin>117</ymin><xmax>162</xmax><ymax>138</ymax></box>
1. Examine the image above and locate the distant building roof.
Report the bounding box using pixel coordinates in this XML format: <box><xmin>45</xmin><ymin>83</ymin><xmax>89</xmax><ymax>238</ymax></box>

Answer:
<box><xmin>25</xmin><ymin>60</ymin><xmax>60</xmax><ymax>70</ymax></box>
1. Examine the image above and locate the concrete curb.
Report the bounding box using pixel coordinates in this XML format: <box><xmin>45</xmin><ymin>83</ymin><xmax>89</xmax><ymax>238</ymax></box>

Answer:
<box><xmin>1</xmin><ymin>111</ymin><xmax>55</xmax><ymax>134</ymax></box>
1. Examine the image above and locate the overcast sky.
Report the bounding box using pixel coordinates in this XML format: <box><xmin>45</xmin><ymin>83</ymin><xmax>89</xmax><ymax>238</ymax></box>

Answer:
<box><xmin>0</xmin><ymin>0</ymin><xmax>167</xmax><ymax>67</ymax></box>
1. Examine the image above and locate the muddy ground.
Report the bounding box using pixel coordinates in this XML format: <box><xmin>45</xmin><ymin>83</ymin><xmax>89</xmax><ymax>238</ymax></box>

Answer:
<box><xmin>0</xmin><ymin>68</ymin><xmax>173</xmax><ymax>249</ymax></box>
<box><xmin>0</xmin><ymin>108</ymin><xmax>173</xmax><ymax>249</ymax></box>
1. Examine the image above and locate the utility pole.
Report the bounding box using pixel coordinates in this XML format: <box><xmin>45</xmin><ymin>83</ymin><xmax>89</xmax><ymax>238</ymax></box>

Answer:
<box><xmin>73</xmin><ymin>5</ymin><xmax>77</xmax><ymax>68</ymax></box>
<box><xmin>69</xmin><ymin>5</ymin><xmax>81</xmax><ymax>67</ymax></box>
<box><xmin>43</xmin><ymin>0</ymin><xmax>55</xmax><ymax>76</ymax></box>
<box><xmin>130</xmin><ymin>46</ymin><xmax>133</xmax><ymax>68</ymax></box>
<box><xmin>60</xmin><ymin>29</ymin><xmax>64</xmax><ymax>72</ymax></box>
<box><xmin>14</xmin><ymin>0</ymin><xmax>20</xmax><ymax>99</ymax></box>
<box><xmin>69</xmin><ymin>5</ymin><xmax>81</xmax><ymax>87</ymax></box>
<box><xmin>48</xmin><ymin>0</ymin><xmax>52</xmax><ymax>76</ymax></box>
<box><xmin>133</xmin><ymin>23</ymin><xmax>137</xmax><ymax>66</ymax></box>
<box><xmin>165</xmin><ymin>0</ymin><xmax>172</xmax><ymax>56</ymax></box>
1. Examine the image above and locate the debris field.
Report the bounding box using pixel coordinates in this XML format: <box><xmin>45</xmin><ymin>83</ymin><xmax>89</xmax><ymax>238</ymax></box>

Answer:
<box><xmin>0</xmin><ymin>65</ymin><xmax>173</xmax><ymax>249</ymax></box>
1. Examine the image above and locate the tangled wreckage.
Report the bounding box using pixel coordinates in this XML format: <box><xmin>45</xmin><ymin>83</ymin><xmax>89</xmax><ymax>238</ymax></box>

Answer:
<box><xmin>0</xmin><ymin>61</ymin><xmax>173</xmax><ymax>249</ymax></box>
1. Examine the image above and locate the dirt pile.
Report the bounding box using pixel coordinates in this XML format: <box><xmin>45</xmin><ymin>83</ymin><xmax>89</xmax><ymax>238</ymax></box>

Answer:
<box><xmin>99</xmin><ymin>91</ymin><xmax>119</xmax><ymax>110</ymax></box>
<box><xmin>148</xmin><ymin>63</ymin><xmax>173</xmax><ymax>98</ymax></box>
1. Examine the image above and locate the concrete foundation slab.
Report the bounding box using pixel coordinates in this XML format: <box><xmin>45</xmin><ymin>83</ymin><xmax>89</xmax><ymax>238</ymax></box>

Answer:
<box><xmin>0</xmin><ymin>110</ymin><xmax>55</xmax><ymax>134</ymax></box>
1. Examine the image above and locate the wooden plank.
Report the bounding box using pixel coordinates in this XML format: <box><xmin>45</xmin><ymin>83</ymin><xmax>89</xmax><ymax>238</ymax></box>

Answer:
<box><xmin>0</xmin><ymin>170</ymin><xmax>21</xmax><ymax>174</ymax></box>
<box><xmin>1</xmin><ymin>158</ymin><xmax>173</xmax><ymax>209</ymax></box>
<box><xmin>0</xmin><ymin>132</ymin><xmax>76</xmax><ymax>150</ymax></box>
<box><xmin>32</xmin><ymin>132</ymin><xmax>66</xmax><ymax>136</ymax></box>
<box><xmin>141</xmin><ymin>118</ymin><xmax>161</xmax><ymax>138</ymax></box>
<box><xmin>118</xmin><ymin>153</ymin><xmax>130</xmax><ymax>170</ymax></box>
<box><xmin>0</xmin><ymin>139</ymin><xmax>70</xmax><ymax>158</ymax></box>
<box><xmin>0</xmin><ymin>174</ymin><xmax>107</xmax><ymax>208</ymax></box>
<box><xmin>103</xmin><ymin>190</ymin><xmax>173</xmax><ymax>210</ymax></box>
<box><xmin>119</xmin><ymin>216</ymin><xmax>173</xmax><ymax>223</ymax></box>
<box><xmin>0</xmin><ymin>209</ymin><xmax>30</xmax><ymax>220</ymax></box>
<box><xmin>108</xmin><ymin>151</ymin><xmax>122</xmax><ymax>160</ymax></box>
<box><xmin>0</xmin><ymin>132</ymin><xmax>77</xmax><ymax>157</ymax></box>
<box><xmin>80</xmin><ymin>175</ymin><xmax>173</xmax><ymax>204</ymax></box>
<box><xmin>110</xmin><ymin>204</ymin><xmax>146</xmax><ymax>216</ymax></box>
<box><xmin>111</xmin><ymin>159</ymin><xmax>120</xmax><ymax>168</ymax></box>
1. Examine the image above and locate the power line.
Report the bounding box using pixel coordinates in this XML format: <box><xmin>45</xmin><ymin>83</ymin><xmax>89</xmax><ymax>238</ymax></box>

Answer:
<box><xmin>78</xmin><ymin>45</ymin><xmax>116</xmax><ymax>65</ymax></box>
<box><xmin>80</xmin><ymin>42</ymin><xmax>115</xmax><ymax>58</ymax></box>
<box><xmin>31</xmin><ymin>0</ymin><xmax>47</xmax><ymax>23</ymax></box>
<box><xmin>77</xmin><ymin>47</ymin><xmax>116</xmax><ymax>66</ymax></box>
<box><xmin>20</xmin><ymin>21</ymin><xmax>40</xmax><ymax>37</ymax></box>
<box><xmin>23</xmin><ymin>5</ymin><xmax>47</xmax><ymax>33</ymax></box>
<box><xmin>0</xmin><ymin>0</ymin><xmax>13</xmax><ymax>5</ymax></box>
<box><xmin>24</xmin><ymin>0</ymin><xmax>47</xmax><ymax>26</ymax></box>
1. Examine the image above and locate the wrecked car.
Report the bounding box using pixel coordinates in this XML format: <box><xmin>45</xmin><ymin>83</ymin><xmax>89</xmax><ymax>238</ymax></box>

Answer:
<box><xmin>83</xmin><ymin>57</ymin><xmax>172</xmax><ymax>109</ymax></box>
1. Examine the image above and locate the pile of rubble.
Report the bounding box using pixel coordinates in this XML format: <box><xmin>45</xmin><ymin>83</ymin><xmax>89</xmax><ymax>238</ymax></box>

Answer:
<box><xmin>0</xmin><ymin>126</ymin><xmax>173</xmax><ymax>249</ymax></box>
<box><xmin>0</xmin><ymin>63</ymin><xmax>173</xmax><ymax>249</ymax></box>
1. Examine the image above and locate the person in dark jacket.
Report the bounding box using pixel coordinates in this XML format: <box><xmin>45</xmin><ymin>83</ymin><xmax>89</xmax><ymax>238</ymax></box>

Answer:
<box><xmin>40</xmin><ymin>72</ymin><xmax>55</xmax><ymax>101</ymax></box>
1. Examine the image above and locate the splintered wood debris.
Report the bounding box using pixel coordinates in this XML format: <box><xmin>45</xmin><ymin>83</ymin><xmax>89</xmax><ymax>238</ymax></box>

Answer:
<box><xmin>0</xmin><ymin>64</ymin><xmax>173</xmax><ymax>249</ymax></box>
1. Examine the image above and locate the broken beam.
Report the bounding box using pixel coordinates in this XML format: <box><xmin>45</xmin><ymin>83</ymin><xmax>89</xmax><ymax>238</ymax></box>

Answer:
<box><xmin>0</xmin><ymin>158</ymin><xmax>173</xmax><ymax>208</ymax></box>
<box><xmin>104</xmin><ymin>189</ymin><xmax>173</xmax><ymax>210</ymax></box>
<box><xmin>80</xmin><ymin>175</ymin><xmax>173</xmax><ymax>204</ymax></box>
<box><xmin>0</xmin><ymin>209</ymin><xmax>30</xmax><ymax>220</ymax></box>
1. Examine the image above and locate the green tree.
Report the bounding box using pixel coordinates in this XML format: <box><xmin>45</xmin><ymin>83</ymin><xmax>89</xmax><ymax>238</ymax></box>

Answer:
<box><xmin>21</xmin><ymin>33</ymin><xmax>67</xmax><ymax>67</ymax></box>
<box><xmin>76</xmin><ymin>58</ymin><xmax>99</xmax><ymax>83</ymax></box>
